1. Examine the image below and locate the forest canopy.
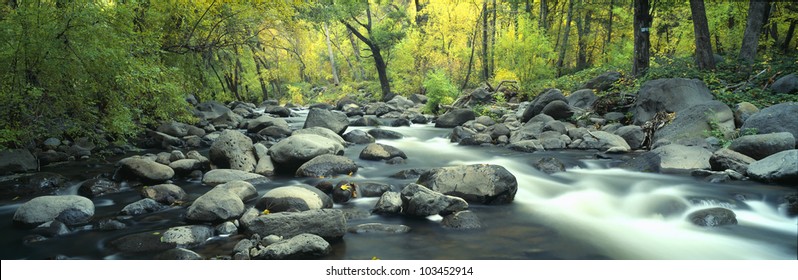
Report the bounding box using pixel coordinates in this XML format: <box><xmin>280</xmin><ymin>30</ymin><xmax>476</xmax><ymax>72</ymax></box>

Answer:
<box><xmin>1</xmin><ymin>0</ymin><xmax>796</xmax><ymax>149</ymax></box>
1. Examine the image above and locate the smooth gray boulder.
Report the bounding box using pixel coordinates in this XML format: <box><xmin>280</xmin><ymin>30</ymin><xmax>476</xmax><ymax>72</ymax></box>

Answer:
<box><xmin>416</xmin><ymin>164</ymin><xmax>517</xmax><ymax>204</ymax></box>
<box><xmin>521</xmin><ymin>89</ymin><xmax>567</xmax><ymax>122</ymax></box>
<box><xmin>652</xmin><ymin>101</ymin><xmax>735</xmax><ymax>145</ymax></box>
<box><xmin>728</xmin><ymin>132</ymin><xmax>795</xmax><ymax>160</ymax></box>
<box><xmin>268</xmin><ymin>134</ymin><xmax>345</xmax><ymax>172</ymax></box>
<box><xmin>741</xmin><ymin>102</ymin><xmax>798</xmax><ymax>147</ymax></box>
<box><xmin>359</xmin><ymin>143</ymin><xmax>407</xmax><ymax>161</ymax></box>
<box><xmin>141</xmin><ymin>184</ymin><xmax>187</xmax><ymax>204</ymax></box>
<box><xmin>575</xmin><ymin>131</ymin><xmax>631</xmax><ymax>153</ymax></box>
<box><xmin>687</xmin><ymin>207</ymin><xmax>737</xmax><ymax>227</ymax></box>
<box><xmin>372</xmin><ymin>191</ymin><xmax>403</xmax><ymax>215</ymax></box>
<box><xmin>295</xmin><ymin>154</ymin><xmax>358</xmax><ymax>178</ymax></box>
<box><xmin>709</xmin><ymin>148</ymin><xmax>755</xmax><ymax>175</ymax></box>
<box><xmin>632</xmin><ymin>78</ymin><xmax>714</xmax><ymax>125</ymax></box>
<box><xmin>256</xmin><ymin>185</ymin><xmax>333</xmax><ymax>213</ymax></box>
<box><xmin>120</xmin><ymin>198</ymin><xmax>165</xmax><ymax>216</ymax></box>
<box><xmin>304</xmin><ymin>108</ymin><xmax>349</xmax><ymax>135</ymax></box>
<box><xmin>241</xmin><ymin>208</ymin><xmax>346</xmax><ymax>240</ymax></box>
<box><xmin>186</xmin><ymin>182</ymin><xmax>248</xmax><ymax>222</ymax></box>
<box><xmin>747</xmin><ymin>149</ymin><xmax>798</xmax><ymax>184</ymax></box>
<box><xmin>13</xmin><ymin>195</ymin><xmax>94</xmax><ymax>227</ymax></box>
<box><xmin>161</xmin><ymin>225</ymin><xmax>214</xmax><ymax>248</ymax></box>
<box><xmin>441</xmin><ymin>210</ymin><xmax>482</xmax><ymax>230</ymax></box>
<box><xmin>201</xmin><ymin>169</ymin><xmax>264</xmax><ymax>186</ymax></box>
<box><xmin>254</xmin><ymin>233</ymin><xmax>331</xmax><ymax>260</ymax></box>
<box><xmin>0</xmin><ymin>149</ymin><xmax>37</xmax><ymax>174</ymax></box>
<box><xmin>435</xmin><ymin>109</ymin><xmax>476</xmax><ymax>128</ymax></box>
<box><xmin>116</xmin><ymin>157</ymin><xmax>175</xmax><ymax>182</ymax></box>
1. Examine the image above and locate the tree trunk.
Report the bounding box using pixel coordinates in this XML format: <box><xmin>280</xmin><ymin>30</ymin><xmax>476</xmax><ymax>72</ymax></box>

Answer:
<box><xmin>739</xmin><ymin>0</ymin><xmax>768</xmax><ymax>66</ymax></box>
<box><xmin>462</xmin><ymin>4</ymin><xmax>484</xmax><ymax>91</ymax></box>
<box><xmin>340</xmin><ymin>5</ymin><xmax>393</xmax><ymax>102</ymax></box>
<box><xmin>540</xmin><ymin>0</ymin><xmax>548</xmax><ymax>30</ymax></box>
<box><xmin>323</xmin><ymin>22</ymin><xmax>340</xmax><ymax>86</ymax></box>
<box><xmin>690</xmin><ymin>0</ymin><xmax>715</xmax><ymax>70</ymax></box>
<box><xmin>576</xmin><ymin>3</ymin><xmax>592</xmax><ymax>71</ymax></box>
<box><xmin>632</xmin><ymin>0</ymin><xmax>652</xmax><ymax>77</ymax></box>
<box><xmin>347</xmin><ymin>31</ymin><xmax>366</xmax><ymax>80</ymax></box>
<box><xmin>604</xmin><ymin>0</ymin><xmax>613</xmax><ymax>57</ymax></box>
<box><xmin>556</xmin><ymin>0</ymin><xmax>574</xmax><ymax>76</ymax></box>
<box><xmin>490</xmin><ymin>0</ymin><xmax>497</xmax><ymax>78</ymax></box>
<box><xmin>481</xmin><ymin>0</ymin><xmax>489</xmax><ymax>81</ymax></box>
<box><xmin>781</xmin><ymin>20</ymin><xmax>796</xmax><ymax>53</ymax></box>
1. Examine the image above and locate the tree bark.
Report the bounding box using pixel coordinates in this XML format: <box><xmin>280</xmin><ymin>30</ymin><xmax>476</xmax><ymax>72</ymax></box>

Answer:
<box><xmin>556</xmin><ymin>0</ymin><xmax>574</xmax><ymax>76</ymax></box>
<box><xmin>462</xmin><ymin>4</ymin><xmax>484</xmax><ymax>91</ymax></box>
<box><xmin>347</xmin><ymin>30</ymin><xmax>366</xmax><ymax>80</ymax></box>
<box><xmin>481</xmin><ymin>0</ymin><xmax>489</xmax><ymax>81</ymax></box>
<box><xmin>540</xmin><ymin>0</ymin><xmax>549</xmax><ymax>31</ymax></box>
<box><xmin>604</xmin><ymin>0</ymin><xmax>613</xmax><ymax>57</ymax></box>
<box><xmin>340</xmin><ymin>5</ymin><xmax>393</xmax><ymax>102</ymax></box>
<box><xmin>576</xmin><ymin>2</ymin><xmax>592</xmax><ymax>71</ymax></box>
<box><xmin>689</xmin><ymin>0</ymin><xmax>715</xmax><ymax>70</ymax></box>
<box><xmin>632</xmin><ymin>0</ymin><xmax>652</xmax><ymax>77</ymax></box>
<box><xmin>739</xmin><ymin>0</ymin><xmax>768</xmax><ymax>66</ymax></box>
<box><xmin>323</xmin><ymin>22</ymin><xmax>340</xmax><ymax>86</ymax></box>
<box><xmin>781</xmin><ymin>20</ymin><xmax>796</xmax><ymax>53</ymax></box>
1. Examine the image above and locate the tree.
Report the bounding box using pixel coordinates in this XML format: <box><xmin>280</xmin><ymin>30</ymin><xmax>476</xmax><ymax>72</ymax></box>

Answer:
<box><xmin>690</xmin><ymin>0</ymin><xmax>715</xmax><ymax>70</ymax></box>
<box><xmin>739</xmin><ymin>0</ymin><xmax>769</xmax><ymax>66</ymax></box>
<box><xmin>556</xmin><ymin>0</ymin><xmax>574</xmax><ymax>76</ymax></box>
<box><xmin>632</xmin><ymin>0</ymin><xmax>652</xmax><ymax>77</ymax></box>
<box><xmin>323</xmin><ymin>22</ymin><xmax>340</xmax><ymax>86</ymax></box>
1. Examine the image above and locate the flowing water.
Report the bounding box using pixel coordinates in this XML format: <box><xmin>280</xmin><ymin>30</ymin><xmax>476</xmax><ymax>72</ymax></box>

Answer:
<box><xmin>0</xmin><ymin>111</ymin><xmax>796</xmax><ymax>260</ymax></box>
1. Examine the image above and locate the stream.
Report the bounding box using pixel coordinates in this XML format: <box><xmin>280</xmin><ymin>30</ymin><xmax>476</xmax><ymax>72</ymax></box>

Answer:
<box><xmin>0</xmin><ymin>109</ymin><xmax>796</xmax><ymax>260</ymax></box>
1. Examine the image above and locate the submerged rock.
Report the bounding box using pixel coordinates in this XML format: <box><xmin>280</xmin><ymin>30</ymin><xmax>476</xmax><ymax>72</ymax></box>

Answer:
<box><xmin>13</xmin><ymin>195</ymin><xmax>94</xmax><ymax>227</ymax></box>
<box><xmin>241</xmin><ymin>208</ymin><xmax>346</xmax><ymax>240</ymax></box>
<box><xmin>687</xmin><ymin>207</ymin><xmax>737</xmax><ymax>227</ymax></box>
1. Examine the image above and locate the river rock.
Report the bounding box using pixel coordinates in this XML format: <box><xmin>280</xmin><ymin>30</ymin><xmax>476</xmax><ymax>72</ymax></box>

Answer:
<box><xmin>441</xmin><ymin>210</ymin><xmax>482</xmax><ymax>230</ymax></box>
<box><xmin>109</xmin><ymin>231</ymin><xmax>176</xmax><ymax>253</ymax></box>
<box><xmin>358</xmin><ymin>182</ymin><xmax>393</xmax><ymax>197</ymax></box>
<box><xmin>32</xmin><ymin>221</ymin><xmax>70</xmax><ymax>237</ymax></box>
<box><xmin>733</xmin><ymin>102</ymin><xmax>759</xmax><ymax>127</ymax></box>
<box><xmin>264</xmin><ymin>105</ymin><xmax>291</xmax><ymax>118</ymax></box>
<box><xmin>400</xmin><ymin>184</ymin><xmax>469</xmax><ymax>217</ymax></box>
<box><xmin>13</xmin><ymin>172</ymin><xmax>68</xmax><ymax>197</ymax></box>
<box><xmin>168</xmin><ymin>159</ymin><xmax>206</xmax><ymax>175</ymax></box>
<box><xmin>521</xmin><ymin>89</ymin><xmax>567</xmax><ymax>122</ymax></box>
<box><xmin>268</xmin><ymin>134</ymin><xmax>345</xmax><ymax>172</ymax></box>
<box><xmin>209</xmin><ymin>130</ymin><xmax>257</xmax><ymax>172</ymax></box>
<box><xmin>531</xmin><ymin>157</ymin><xmax>566</xmax><ymax>174</ymax></box>
<box><xmin>256</xmin><ymin>185</ymin><xmax>333</xmax><ymax>213</ymax></box>
<box><xmin>632</xmin><ymin>78</ymin><xmax>715</xmax><ymax>125</ymax></box>
<box><xmin>201</xmin><ymin>169</ymin><xmax>264</xmax><ymax>186</ymax></box>
<box><xmin>245</xmin><ymin>115</ymin><xmax>288</xmax><ymax>133</ymax></box>
<box><xmin>741</xmin><ymin>102</ymin><xmax>798</xmax><ymax>147</ymax></box>
<box><xmin>186</xmin><ymin>185</ymin><xmax>246</xmax><ymax>222</ymax></box>
<box><xmin>728</xmin><ymin>132</ymin><xmax>795</xmax><ymax>160</ymax></box>
<box><xmin>770</xmin><ymin>73</ymin><xmax>798</xmax><ymax>94</ymax></box>
<box><xmin>120</xmin><ymin>198</ymin><xmax>166</xmax><ymax>216</ymax></box>
<box><xmin>615</xmin><ymin>125</ymin><xmax>646</xmax><ymax>150</ymax></box>
<box><xmin>373</xmin><ymin>191</ymin><xmax>403</xmax><ymax>215</ymax></box>
<box><xmin>568</xmin><ymin>89</ymin><xmax>598</xmax><ymax>108</ymax></box>
<box><xmin>343</xmin><ymin>129</ymin><xmax>376</xmax><ymax>144</ymax></box>
<box><xmin>254</xmin><ymin>156</ymin><xmax>276</xmax><ymax>177</ymax></box>
<box><xmin>13</xmin><ymin>195</ymin><xmax>94</xmax><ymax>227</ymax></box>
<box><xmin>36</xmin><ymin>150</ymin><xmax>69</xmax><ymax>166</ymax></box>
<box><xmin>746</xmin><ymin>149</ymin><xmax>798</xmax><ymax>184</ymax></box>
<box><xmin>216</xmin><ymin>180</ymin><xmax>258</xmax><ymax>202</ymax></box>
<box><xmin>161</xmin><ymin>225</ymin><xmax>214</xmax><ymax>248</ymax></box>
<box><xmin>292</xmin><ymin>127</ymin><xmax>347</xmax><ymax>146</ymax></box>
<box><xmin>625</xmin><ymin>144</ymin><xmax>712</xmax><ymax>172</ymax></box>
<box><xmin>540</xmin><ymin>100</ymin><xmax>573</xmax><ymax>120</ymax></box>
<box><xmin>196</xmin><ymin>101</ymin><xmax>233</xmax><ymax>120</ymax></box>
<box><xmin>435</xmin><ymin>109</ymin><xmax>476</xmax><ymax>128</ymax></box>
<box><xmin>416</xmin><ymin>164</ymin><xmax>517</xmax><ymax>204</ymax></box>
<box><xmin>116</xmin><ymin>157</ymin><xmax>175</xmax><ymax>183</ymax></box>
<box><xmin>78</xmin><ymin>178</ymin><xmax>120</xmax><ymax>198</ymax></box>
<box><xmin>348</xmin><ymin>223</ymin><xmax>411</xmax><ymax>234</ymax></box>
<box><xmin>350</xmin><ymin>116</ymin><xmax>383</xmax><ymax>127</ymax></box>
<box><xmin>241</xmin><ymin>208</ymin><xmax>346</xmax><ymax>240</ymax></box>
<box><xmin>709</xmin><ymin>148</ymin><xmax>755</xmax><ymax>174</ymax></box>
<box><xmin>359</xmin><ymin>143</ymin><xmax>407</xmax><ymax>161</ymax></box>
<box><xmin>575</xmin><ymin>131</ymin><xmax>631</xmax><ymax>153</ymax></box>
<box><xmin>507</xmin><ymin>140</ymin><xmax>545</xmax><ymax>152</ymax></box>
<box><xmin>141</xmin><ymin>184</ymin><xmax>187</xmax><ymax>204</ymax></box>
<box><xmin>582</xmin><ymin>71</ymin><xmax>622</xmax><ymax>92</ymax></box>
<box><xmin>157</xmin><ymin>121</ymin><xmax>192</xmax><ymax>138</ymax></box>
<box><xmin>155</xmin><ymin>248</ymin><xmax>203</xmax><ymax>260</ymax></box>
<box><xmin>653</xmin><ymin>101</ymin><xmax>735</xmax><ymax>145</ymax></box>
<box><xmin>304</xmin><ymin>108</ymin><xmax>349</xmax><ymax>135</ymax></box>
<box><xmin>687</xmin><ymin>207</ymin><xmax>737</xmax><ymax>227</ymax></box>
<box><xmin>211</xmin><ymin>111</ymin><xmax>244</xmax><ymax>129</ymax></box>
<box><xmin>254</xmin><ymin>233</ymin><xmax>330</xmax><ymax>260</ymax></box>
<box><xmin>295</xmin><ymin>154</ymin><xmax>358</xmax><ymax>178</ymax></box>
<box><xmin>0</xmin><ymin>149</ymin><xmax>38</xmax><ymax>174</ymax></box>
<box><xmin>368</xmin><ymin>128</ymin><xmax>403</xmax><ymax>139</ymax></box>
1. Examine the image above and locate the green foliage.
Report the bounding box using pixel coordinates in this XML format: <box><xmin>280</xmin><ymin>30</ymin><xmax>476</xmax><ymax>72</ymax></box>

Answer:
<box><xmin>494</xmin><ymin>16</ymin><xmax>555</xmax><ymax>95</ymax></box>
<box><xmin>423</xmin><ymin>69</ymin><xmax>459</xmax><ymax>114</ymax></box>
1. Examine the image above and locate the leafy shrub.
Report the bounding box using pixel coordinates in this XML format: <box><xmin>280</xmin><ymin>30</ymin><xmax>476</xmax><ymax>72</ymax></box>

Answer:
<box><xmin>423</xmin><ymin>69</ymin><xmax>460</xmax><ymax>114</ymax></box>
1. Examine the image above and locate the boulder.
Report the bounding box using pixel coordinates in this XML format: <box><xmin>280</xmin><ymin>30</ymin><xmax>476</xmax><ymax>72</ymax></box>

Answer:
<box><xmin>13</xmin><ymin>195</ymin><xmax>94</xmax><ymax>227</ymax></box>
<box><xmin>343</xmin><ymin>130</ymin><xmax>376</xmax><ymax>144</ymax></box>
<box><xmin>567</xmin><ymin>89</ymin><xmax>598</xmax><ymax>109</ymax></box>
<box><xmin>728</xmin><ymin>132</ymin><xmax>795</xmax><ymax>160</ymax></box>
<box><xmin>201</xmin><ymin>169</ymin><xmax>264</xmax><ymax>186</ymax></box>
<box><xmin>292</xmin><ymin>127</ymin><xmax>346</xmax><ymax>146</ymax></box>
<box><xmin>507</xmin><ymin>140</ymin><xmax>545</xmax><ymax>152</ymax></box>
<box><xmin>653</xmin><ymin>101</ymin><xmax>735</xmax><ymax>145</ymax></box>
<box><xmin>295</xmin><ymin>154</ymin><xmax>358</xmax><ymax>178</ymax></box>
<box><xmin>625</xmin><ymin>144</ymin><xmax>712</xmax><ymax>172</ymax></box>
<box><xmin>368</xmin><ymin>128</ymin><xmax>404</xmax><ymax>139</ymax></box>
<box><xmin>254</xmin><ymin>156</ymin><xmax>276</xmax><ymax>177</ymax></box>
<box><xmin>241</xmin><ymin>208</ymin><xmax>347</xmax><ymax>240</ymax></box>
<box><xmin>733</xmin><ymin>102</ymin><xmax>759</xmax><ymax>127</ymax></box>
<box><xmin>161</xmin><ymin>225</ymin><xmax>214</xmax><ymax>248</ymax></box>
<box><xmin>155</xmin><ymin>248</ymin><xmax>203</xmax><ymax>260</ymax></box>
<box><xmin>740</xmin><ymin>102</ymin><xmax>798</xmax><ymax>147</ymax></box>
<box><xmin>258</xmin><ymin>126</ymin><xmax>292</xmax><ymax>139</ymax></box>
<box><xmin>687</xmin><ymin>207</ymin><xmax>737</xmax><ymax>227</ymax></box>
<box><xmin>195</xmin><ymin>101</ymin><xmax>233</xmax><ymax>120</ymax></box>
<box><xmin>268</xmin><ymin>134</ymin><xmax>345</xmax><ymax>172</ymax></box>
<box><xmin>770</xmin><ymin>73</ymin><xmax>798</xmax><ymax>94</ymax></box>
<box><xmin>246</xmin><ymin>115</ymin><xmax>290</xmax><ymax>133</ymax></box>
<box><xmin>304</xmin><ymin>108</ymin><xmax>349</xmax><ymax>135</ymax></box>
<box><xmin>209</xmin><ymin>130</ymin><xmax>257</xmax><ymax>172</ymax></box>
<box><xmin>0</xmin><ymin>149</ymin><xmax>38</xmax><ymax>174</ymax></box>
<box><xmin>147</xmin><ymin>131</ymin><xmax>184</xmax><ymax>149</ymax></box>
<box><xmin>709</xmin><ymin>148</ymin><xmax>755</xmax><ymax>175</ymax></box>
<box><xmin>256</xmin><ymin>185</ymin><xmax>333</xmax><ymax>213</ymax></box>
<box><xmin>109</xmin><ymin>231</ymin><xmax>176</xmax><ymax>253</ymax></box>
<box><xmin>435</xmin><ymin>109</ymin><xmax>476</xmax><ymax>128</ymax></box>
<box><xmin>540</xmin><ymin>100</ymin><xmax>573</xmax><ymax>120</ymax></box>
<box><xmin>632</xmin><ymin>78</ymin><xmax>714</xmax><ymax>125</ymax></box>
<box><xmin>78</xmin><ymin>178</ymin><xmax>120</xmax><ymax>198</ymax></box>
<box><xmin>36</xmin><ymin>150</ymin><xmax>69</xmax><ymax>166</ymax></box>
<box><xmin>615</xmin><ymin>125</ymin><xmax>646</xmax><ymax>150</ymax></box>
<box><xmin>120</xmin><ymin>198</ymin><xmax>166</xmax><ymax>216</ymax></box>
<box><xmin>263</xmin><ymin>105</ymin><xmax>291</xmax><ymax>118</ymax></box>
<box><xmin>531</xmin><ymin>157</ymin><xmax>566</xmax><ymax>174</ymax></box>
<box><xmin>141</xmin><ymin>184</ymin><xmax>187</xmax><ymax>204</ymax></box>
<box><xmin>387</xmin><ymin>95</ymin><xmax>415</xmax><ymax>109</ymax></box>
<box><xmin>358</xmin><ymin>182</ymin><xmax>393</xmax><ymax>197</ymax></box>
<box><xmin>521</xmin><ymin>89</ymin><xmax>567</xmax><ymax>122</ymax></box>
<box><xmin>581</xmin><ymin>71</ymin><xmax>622</xmax><ymax>92</ymax></box>
<box><xmin>359</xmin><ymin>143</ymin><xmax>407</xmax><ymax>161</ymax></box>
<box><xmin>372</xmin><ymin>191</ymin><xmax>403</xmax><ymax>215</ymax></box>
<box><xmin>350</xmin><ymin>116</ymin><xmax>383</xmax><ymax>127</ymax></box>
<box><xmin>168</xmin><ymin>159</ymin><xmax>206</xmax><ymax>175</ymax></box>
<box><xmin>211</xmin><ymin>110</ymin><xmax>244</xmax><ymax>129</ymax></box>
<box><xmin>747</xmin><ymin>149</ymin><xmax>798</xmax><ymax>184</ymax></box>
<box><xmin>157</xmin><ymin>121</ymin><xmax>192</xmax><ymax>138</ymax></box>
<box><xmin>416</xmin><ymin>164</ymin><xmax>517</xmax><ymax>204</ymax></box>
<box><xmin>441</xmin><ymin>211</ymin><xmax>482</xmax><ymax>230</ymax></box>
<box><xmin>186</xmin><ymin>185</ymin><xmax>246</xmax><ymax>222</ymax></box>
<box><xmin>575</xmin><ymin>131</ymin><xmax>631</xmax><ymax>153</ymax></box>
<box><xmin>12</xmin><ymin>172</ymin><xmax>67</xmax><ymax>197</ymax></box>
<box><xmin>116</xmin><ymin>157</ymin><xmax>175</xmax><ymax>183</ymax></box>
<box><xmin>254</xmin><ymin>233</ymin><xmax>331</xmax><ymax>260</ymax></box>
<box><xmin>216</xmin><ymin>180</ymin><xmax>258</xmax><ymax>202</ymax></box>
<box><xmin>400</xmin><ymin>184</ymin><xmax>469</xmax><ymax>217</ymax></box>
